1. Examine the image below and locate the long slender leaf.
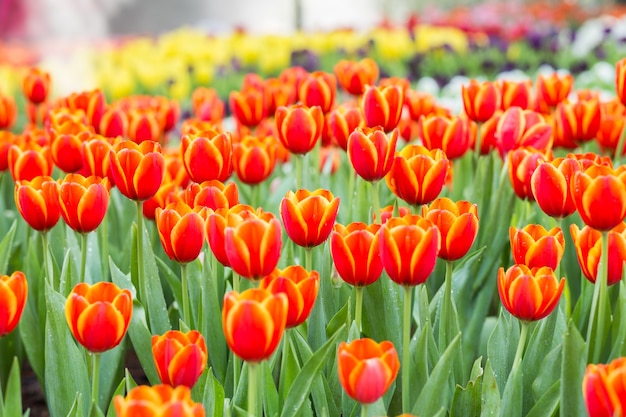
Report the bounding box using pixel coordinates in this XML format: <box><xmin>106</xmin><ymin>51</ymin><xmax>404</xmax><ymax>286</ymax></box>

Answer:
<box><xmin>560</xmin><ymin>320</ymin><xmax>585</xmax><ymax>417</ymax></box>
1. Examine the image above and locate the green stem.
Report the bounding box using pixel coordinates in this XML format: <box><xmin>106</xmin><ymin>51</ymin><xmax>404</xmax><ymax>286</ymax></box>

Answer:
<box><xmin>371</xmin><ymin>180</ymin><xmax>381</xmax><ymax>223</ymax></box>
<box><xmin>615</xmin><ymin>122</ymin><xmax>626</xmax><ymax>164</ymax></box>
<box><xmin>100</xmin><ymin>211</ymin><xmax>109</xmax><ymax>279</ymax></box>
<box><xmin>473</xmin><ymin>121</ymin><xmax>483</xmax><ymax>171</ymax></box>
<box><xmin>80</xmin><ymin>233</ymin><xmax>88</xmax><ymax>283</ymax></box>
<box><xmin>512</xmin><ymin>321</ymin><xmax>530</xmax><ymax>369</ymax></box>
<box><xmin>41</xmin><ymin>232</ymin><xmax>53</xmax><ymax>287</ymax></box>
<box><xmin>348</xmin><ymin>171</ymin><xmax>356</xmax><ymax>220</ymax></box>
<box><xmin>233</xmin><ymin>271</ymin><xmax>240</xmax><ymax>293</ymax></box>
<box><xmin>355</xmin><ymin>286</ymin><xmax>364</xmax><ymax>334</ymax></box>
<box><xmin>402</xmin><ymin>285</ymin><xmax>413</xmax><ymax>413</ymax></box>
<box><xmin>136</xmin><ymin>201</ymin><xmax>146</xmax><ymax>304</ymax></box>
<box><xmin>305</xmin><ymin>247</ymin><xmax>313</xmax><ymax>272</ymax></box>
<box><xmin>439</xmin><ymin>261</ymin><xmax>454</xmax><ymax>348</ymax></box>
<box><xmin>248</xmin><ymin>362</ymin><xmax>258</xmax><ymax>417</ymax></box>
<box><xmin>91</xmin><ymin>352</ymin><xmax>101</xmax><ymax>407</ymax></box>
<box><xmin>249</xmin><ymin>184</ymin><xmax>259</xmax><ymax>209</ymax></box>
<box><xmin>588</xmin><ymin>231</ymin><xmax>610</xmax><ymax>362</ymax></box>
<box><xmin>295</xmin><ymin>154</ymin><xmax>303</xmax><ymax>190</ymax></box>
<box><xmin>281</xmin><ymin>330</ymin><xmax>292</xmax><ymax>393</ymax></box>
<box><xmin>181</xmin><ymin>263</ymin><xmax>191</xmax><ymax>326</ymax></box>
<box><xmin>361</xmin><ymin>403</ymin><xmax>369</xmax><ymax>417</ymax></box>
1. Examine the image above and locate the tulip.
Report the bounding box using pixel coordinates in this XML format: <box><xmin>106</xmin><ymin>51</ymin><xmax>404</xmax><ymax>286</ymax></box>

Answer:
<box><xmin>597</xmin><ymin>113</ymin><xmax>626</xmax><ymax>157</ymax></box>
<box><xmin>260</xmin><ymin>265</ymin><xmax>319</xmax><ymax>328</ymax></box>
<box><xmin>571</xmin><ymin>165</ymin><xmax>626</xmax><ymax>231</ymax></box>
<box><xmin>0</xmin><ymin>94</ymin><xmax>17</xmax><ymax>129</ymax></box>
<box><xmin>155</xmin><ymin>202</ymin><xmax>205</xmax><ymax>264</ymax></box>
<box><xmin>143</xmin><ymin>181</ymin><xmax>180</xmax><ymax>221</ymax></box>
<box><xmin>422</xmin><ymin>198</ymin><xmax>479</xmax><ymax>261</ymax></box>
<box><xmin>232</xmin><ymin>135</ymin><xmax>277</xmax><ymax>185</ymax></box>
<box><xmin>510</xmin><ymin>225</ymin><xmax>564</xmax><ymax>270</ymax></box>
<box><xmin>109</xmin><ymin>140</ymin><xmax>165</xmax><ymax>201</ymax></box>
<box><xmin>0</xmin><ymin>272</ymin><xmax>28</xmax><ymax>337</ymax></box>
<box><xmin>49</xmin><ymin>129</ymin><xmax>91</xmax><ymax>174</ymax></box>
<box><xmin>554</xmin><ymin>98</ymin><xmax>602</xmax><ymax>146</ymax></box>
<box><xmin>229</xmin><ymin>87</ymin><xmax>266</xmax><ymax>128</ymax></box>
<box><xmin>65</xmin><ymin>281</ymin><xmax>132</xmax><ymax>353</ymax></box>
<box><xmin>183</xmin><ymin>180</ymin><xmax>239</xmax><ymax>211</ymax></box>
<box><xmin>181</xmin><ymin>131</ymin><xmax>233</xmax><ymax>183</ymax></box>
<box><xmin>616</xmin><ymin>57</ymin><xmax>626</xmax><ymax>107</ymax></box>
<box><xmin>385</xmin><ymin>145</ymin><xmax>449</xmax><ymax>207</ymax></box>
<box><xmin>326</xmin><ymin>105</ymin><xmax>364</xmax><ymax>151</ymax></box>
<box><xmin>498</xmin><ymin>79</ymin><xmax>533</xmax><ymax>111</ymax></box>
<box><xmin>508</xmin><ymin>147</ymin><xmax>550</xmax><ymax>201</ymax></box>
<box><xmin>530</xmin><ymin>157</ymin><xmax>580</xmax><ymax>219</ymax></box>
<box><xmin>361</xmin><ymin>84</ymin><xmax>403</xmax><ymax>132</ymax></box>
<box><xmin>206</xmin><ymin>204</ymin><xmax>258</xmax><ymax>267</ymax></box>
<box><xmin>114</xmin><ymin>384</ymin><xmax>205</xmax><ymax>417</ymax></box>
<box><xmin>280</xmin><ymin>189</ymin><xmax>340</xmax><ymax>248</ymax></box>
<box><xmin>347</xmin><ymin>127</ymin><xmax>398</xmax><ymax>182</ymax></box>
<box><xmin>191</xmin><ymin>87</ymin><xmax>225</xmax><ymax>123</ymax></box>
<box><xmin>152</xmin><ymin>330</ymin><xmax>208</xmax><ymax>388</ymax></box>
<box><xmin>22</xmin><ymin>68</ymin><xmax>50</xmax><ymax>105</ymax></box>
<box><xmin>419</xmin><ymin>114</ymin><xmax>472</xmax><ymax>160</ymax></box>
<box><xmin>264</xmin><ymin>77</ymin><xmax>296</xmax><ymax>116</ymax></box>
<box><xmin>495</xmin><ymin>107</ymin><xmax>553</xmax><ymax>157</ymax></box>
<box><xmin>0</xmin><ymin>132</ymin><xmax>15</xmax><ymax>172</ymax></box>
<box><xmin>298</xmin><ymin>71</ymin><xmax>336</xmax><ymax>113</ymax></box>
<box><xmin>570</xmin><ymin>223</ymin><xmax>626</xmax><ymax>286</ymax></box>
<box><xmin>99</xmin><ymin>106</ymin><xmax>129</xmax><ymax>139</ymax></box>
<box><xmin>404</xmin><ymin>90</ymin><xmax>438</xmax><ymax>121</ymax></box>
<box><xmin>377</xmin><ymin>205</ymin><xmax>411</xmax><ymax>224</ymax></box>
<box><xmin>127</xmin><ymin>109</ymin><xmax>162</xmax><ymax>144</ymax></box>
<box><xmin>461</xmin><ymin>80</ymin><xmax>500</xmax><ymax>123</ymax></box>
<box><xmin>14</xmin><ymin>176</ymin><xmax>61</xmax><ymax>232</ymax></box>
<box><xmin>334</xmin><ymin>58</ymin><xmax>379</xmax><ymax>96</ymax></box>
<box><xmin>80</xmin><ymin>136</ymin><xmax>115</xmax><ymax>179</ymax></box>
<box><xmin>58</xmin><ymin>174</ymin><xmax>110</xmax><ymax>234</ymax></box>
<box><xmin>8</xmin><ymin>143</ymin><xmax>53</xmax><ymax>182</ymax></box>
<box><xmin>497</xmin><ymin>264</ymin><xmax>564</xmax><ymax>322</ymax></box>
<box><xmin>535</xmin><ymin>72</ymin><xmax>573</xmax><ymax>109</ymax></box>
<box><xmin>337</xmin><ymin>338</ymin><xmax>400</xmax><ymax>404</ymax></box>
<box><xmin>222</xmin><ymin>288</ymin><xmax>288</xmax><ymax>362</ymax></box>
<box><xmin>330</xmin><ymin>222</ymin><xmax>383</xmax><ymax>288</ymax></box>
<box><xmin>583</xmin><ymin>357</ymin><xmax>626</xmax><ymax>417</ymax></box>
<box><xmin>275</xmin><ymin>104</ymin><xmax>324</xmax><ymax>155</ymax></box>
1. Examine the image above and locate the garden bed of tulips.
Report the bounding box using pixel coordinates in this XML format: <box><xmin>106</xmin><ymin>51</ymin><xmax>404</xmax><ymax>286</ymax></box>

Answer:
<box><xmin>3</xmin><ymin>12</ymin><xmax>626</xmax><ymax>416</ymax></box>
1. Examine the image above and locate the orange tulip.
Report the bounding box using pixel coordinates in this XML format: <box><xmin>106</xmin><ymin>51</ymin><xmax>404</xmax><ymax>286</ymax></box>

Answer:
<box><xmin>224</xmin><ymin>212</ymin><xmax>283</xmax><ymax>280</ymax></box>
<box><xmin>0</xmin><ymin>94</ymin><xmax>17</xmax><ymax>129</ymax></box>
<box><xmin>510</xmin><ymin>224</ymin><xmax>564</xmax><ymax>270</ymax></box>
<box><xmin>14</xmin><ymin>176</ymin><xmax>61</xmax><ymax>232</ymax></box>
<box><xmin>99</xmin><ymin>106</ymin><xmax>129</xmax><ymax>139</ymax></box>
<box><xmin>232</xmin><ymin>135</ymin><xmax>277</xmax><ymax>185</ymax></box>
<box><xmin>461</xmin><ymin>80</ymin><xmax>500</xmax><ymax>123</ymax></box>
<box><xmin>334</xmin><ymin>58</ymin><xmax>379</xmax><ymax>96</ymax></box>
<box><xmin>182</xmin><ymin>180</ymin><xmax>238</xmax><ymax>211</ymax></box>
<box><xmin>337</xmin><ymin>338</ymin><xmax>400</xmax><ymax>404</ymax></box>
<box><xmin>377</xmin><ymin>205</ymin><xmax>411</xmax><ymax>224</ymax></box>
<box><xmin>347</xmin><ymin>127</ymin><xmax>398</xmax><ymax>182</ymax></box>
<box><xmin>155</xmin><ymin>202</ymin><xmax>206</xmax><ymax>264</ymax></box>
<box><xmin>22</xmin><ymin>68</ymin><xmax>50</xmax><ymax>105</ymax></box>
<box><xmin>385</xmin><ymin>145</ymin><xmax>450</xmax><ymax>207</ymax></box>
<box><xmin>191</xmin><ymin>87</ymin><xmax>225</xmax><ymax>123</ymax></box>
<box><xmin>206</xmin><ymin>204</ymin><xmax>258</xmax><ymax>267</ymax></box>
<box><xmin>58</xmin><ymin>174</ymin><xmax>110</xmax><ymax>234</ymax></box>
<box><xmin>330</xmin><ymin>222</ymin><xmax>383</xmax><ymax>287</ymax></box>
<box><xmin>0</xmin><ymin>272</ymin><xmax>28</xmax><ymax>337</ymax></box>
<box><xmin>508</xmin><ymin>147</ymin><xmax>550</xmax><ymax>201</ymax></box>
<box><xmin>598</xmin><ymin>114</ymin><xmax>626</xmax><ymax>157</ymax></box>
<box><xmin>495</xmin><ymin>107</ymin><xmax>553</xmax><ymax>157</ymax></box>
<box><xmin>8</xmin><ymin>142</ymin><xmax>53</xmax><ymax>182</ymax></box>
<box><xmin>530</xmin><ymin>157</ymin><xmax>580</xmax><ymax>219</ymax></box>
<box><xmin>264</xmin><ymin>77</ymin><xmax>296</xmax><ymax>116</ymax></box>
<box><xmin>152</xmin><ymin>330</ymin><xmax>208</xmax><ymax>388</ymax></box>
<box><xmin>422</xmin><ymin>198</ymin><xmax>479</xmax><ymax>261</ymax></box>
<box><xmin>127</xmin><ymin>109</ymin><xmax>162</xmax><ymax>144</ymax></box>
<box><xmin>275</xmin><ymin>104</ymin><xmax>324</xmax><ymax>155</ymax></box>
<box><xmin>405</xmin><ymin>90</ymin><xmax>438</xmax><ymax>121</ymax></box>
<box><xmin>419</xmin><ymin>114</ymin><xmax>472</xmax><ymax>160</ymax></box>
<box><xmin>229</xmin><ymin>87</ymin><xmax>266</xmax><ymax>128</ymax></box>
<box><xmin>143</xmin><ymin>181</ymin><xmax>180</xmax><ymax>221</ymax></box>
<box><xmin>49</xmin><ymin>128</ymin><xmax>91</xmax><ymax>174</ymax></box>
<box><xmin>222</xmin><ymin>288</ymin><xmax>287</xmax><ymax>362</ymax></box>
<box><xmin>535</xmin><ymin>72</ymin><xmax>573</xmax><ymax>109</ymax></box>
<box><xmin>0</xmin><ymin>131</ymin><xmax>15</xmax><ymax>172</ymax></box>
<box><xmin>298</xmin><ymin>71</ymin><xmax>336</xmax><ymax>114</ymax></box>
<box><xmin>114</xmin><ymin>384</ymin><xmax>205</xmax><ymax>417</ymax></box>
<box><xmin>571</xmin><ymin>165</ymin><xmax>626</xmax><ymax>231</ymax></box>
<box><xmin>80</xmin><ymin>136</ymin><xmax>115</xmax><ymax>179</ymax></box>
<box><xmin>260</xmin><ymin>265</ymin><xmax>319</xmax><ymax>328</ymax></box>
<box><xmin>361</xmin><ymin>84</ymin><xmax>403</xmax><ymax>132</ymax></box>
<box><xmin>497</xmin><ymin>264</ymin><xmax>564</xmax><ymax>321</ymax></box>
<box><xmin>280</xmin><ymin>189</ymin><xmax>340</xmax><ymax>248</ymax></box>
<box><xmin>109</xmin><ymin>140</ymin><xmax>165</xmax><ymax>201</ymax></box>
<box><xmin>554</xmin><ymin>98</ymin><xmax>602</xmax><ymax>145</ymax></box>
<box><xmin>181</xmin><ymin>131</ymin><xmax>233</xmax><ymax>183</ymax></box>
<box><xmin>616</xmin><ymin>57</ymin><xmax>626</xmax><ymax>107</ymax></box>
<box><xmin>326</xmin><ymin>105</ymin><xmax>364</xmax><ymax>151</ymax></box>
<box><xmin>583</xmin><ymin>356</ymin><xmax>626</xmax><ymax>417</ymax></box>
<box><xmin>498</xmin><ymin>79</ymin><xmax>533</xmax><ymax>111</ymax></box>
<box><xmin>570</xmin><ymin>223</ymin><xmax>626</xmax><ymax>286</ymax></box>
<box><xmin>379</xmin><ymin>214</ymin><xmax>440</xmax><ymax>286</ymax></box>
<box><xmin>65</xmin><ymin>281</ymin><xmax>132</xmax><ymax>352</ymax></box>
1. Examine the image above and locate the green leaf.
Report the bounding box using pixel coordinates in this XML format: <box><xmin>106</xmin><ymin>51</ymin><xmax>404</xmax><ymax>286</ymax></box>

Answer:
<box><xmin>124</xmin><ymin>369</ymin><xmax>138</xmax><ymax>392</ymax></box>
<box><xmin>498</xmin><ymin>362</ymin><xmax>522</xmax><ymax>417</ymax></box>
<box><xmin>412</xmin><ymin>334</ymin><xmax>461</xmax><ymax>415</ymax></box>
<box><xmin>0</xmin><ymin>221</ymin><xmax>16</xmax><ymax>273</ymax></box>
<box><xmin>105</xmin><ymin>378</ymin><xmax>126</xmax><ymax>417</ymax></box>
<box><xmin>65</xmin><ymin>393</ymin><xmax>84</xmax><ymax>417</ymax></box>
<box><xmin>525</xmin><ymin>380</ymin><xmax>560</xmax><ymax>417</ymax></box>
<box><xmin>202</xmin><ymin>369</ymin><xmax>225</xmax><ymax>417</ymax></box>
<box><xmin>44</xmin><ymin>284</ymin><xmax>90</xmax><ymax>417</ymax></box>
<box><xmin>531</xmin><ymin>344</ymin><xmax>562</xmax><ymax>402</ymax></box>
<box><xmin>560</xmin><ymin>320</ymin><xmax>586</xmax><ymax>417</ymax></box>
<box><xmin>362</xmin><ymin>277</ymin><xmax>402</xmax><ymax>352</ymax></box>
<box><xmin>610</xmin><ymin>281</ymin><xmax>626</xmax><ymax>358</ymax></box>
<box><xmin>280</xmin><ymin>324</ymin><xmax>346</xmax><ymax>417</ymax></box>
<box><xmin>450</xmin><ymin>357</ymin><xmax>484</xmax><ymax>417</ymax></box>
<box><xmin>487</xmin><ymin>311</ymin><xmax>518</xmax><ymax>394</ymax></box>
<box><xmin>480</xmin><ymin>360</ymin><xmax>500</xmax><ymax>417</ymax></box>
<box><xmin>2</xmin><ymin>357</ymin><xmax>22</xmax><ymax>417</ymax></box>
<box><xmin>279</xmin><ymin>331</ymin><xmax>300</xmax><ymax>406</ymax></box>
<box><xmin>98</xmin><ymin>343</ymin><xmax>126</xmax><ymax>410</ymax></box>
<box><xmin>263</xmin><ymin>360</ymin><xmax>280</xmax><ymax>417</ymax></box>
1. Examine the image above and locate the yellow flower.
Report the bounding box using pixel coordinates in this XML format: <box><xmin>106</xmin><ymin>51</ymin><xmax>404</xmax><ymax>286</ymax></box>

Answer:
<box><xmin>414</xmin><ymin>25</ymin><xmax>469</xmax><ymax>54</ymax></box>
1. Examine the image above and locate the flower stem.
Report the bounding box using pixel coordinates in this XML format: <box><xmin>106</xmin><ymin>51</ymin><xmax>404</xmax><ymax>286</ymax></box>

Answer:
<box><xmin>402</xmin><ymin>285</ymin><xmax>413</xmax><ymax>412</ymax></box>
<box><xmin>136</xmin><ymin>201</ymin><xmax>145</xmax><ymax>302</ymax></box>
<box><xmin>295</xmin><ymin>154</ymin><xmax>303</xmax><ymax>190</ymax></box>
<box><xmin>473</xmin><ymin>121</ymin><xmax>483</xmax><ymax>171</ymax></box>
<box><xmin>512</xmin><ymin>321</ymin><xmax>529</xmax><ymax>369</ymax></box>
<box><xmin>181</xmin><ymin>263</ymin><xmax>190</xmax><ymax>326</ymax></box>
<box><xmin>232</xmin><ymin>270</ymin><xmax>241</xmax><ymax>398</ymax></box>
<box><xmin>588</xmin><ymin>231</ymin><xmax>610</xmax><ymax>362</ymax></box>
<box><xmin>305</xmin><ymin>247</ymin><xmax>313</xmax><ymax>272</ymax></box>
<box><xmin>100</xmin><ymin>211</ymin><xmax>109</xmax><ymax>279</ymax></box>
<box><xmin>439</xmin><ymin>261</ymin><xmax>455</xmax><ymax>348</ymax></box>
<box><xmin>355</xmin><ymin>286</ymin><xmax>364</xmax><ymax>334</ymax></box>
<box><xmin>371</xmin><ymin>180</ymin><xmax>381</xmax><ymax>222</ymax></box>
<box><xmin>41</xmin><ymin>232</ymin><xmax>53</xmax><ymax>287</ymax></box>
<box><xmin>80</xmin><ymin>233</ymin><xmax>88</xmax><ymax>283</ymax></box>
<box><xmin>91</xmin><ymin>352</ymin><xmax>101</xmax><ymax>408</ymax></box>
<box><xmin>248</xmin><ymin>362</ymin><xmax>258</xmax><ymax>417</ymax></box>
<box><xmin>361</xmin><ymin>403</ymin><xmax>369</xmax><ymax>417</ymax></box>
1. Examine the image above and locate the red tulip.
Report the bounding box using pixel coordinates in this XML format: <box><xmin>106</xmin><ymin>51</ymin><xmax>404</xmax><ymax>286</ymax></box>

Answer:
<box><xmin>109</xmin><ymin>140</ymin><xmax>165</xmax><ymax>201</ymax></box>
<box><xmin>422</xmin><ymin>198</ymin><xmax>479</xmax><ymax>261</ymax></box>
<box><xmin>330</xmin><ymin>222</ymin><xmax>383</xmax><ymax>287</ymax></box>
<box><xmin>462</xmin><ymin>80</ymin><xmax>500</xmax><ymax>123</ymax></box>
<box><xmin>58</xmin><ymin>174</ymin><xmax>110</xmax><ymax>234</ymax></box>
<box><xmin>361</xmin><ymin>84</ymin><xmax>403</xmax><ymax>132</ymax></box>
<box><xmin>280</xmin><ymin>189</ymin><xmax>340</xmax><ymax>248</ymax></box>
<box><xmin>155</xmin><ymin>202</ymin><xmax>206</xmax><ymax>264</ymax></box>
<box><xmin>347</xmin><ymin>127</ymin><xmax>398</xmax><ymax>182</ymax></box>
<box><xmin>152</xmin><ymin>330</ymin><xmax>208</xmax><ymax>388</ymax></box>
<box><xmin>570</xmin><ymin>223</ymin><xmax>626</xmax><ymax>286</ymax></box>
<box><xmin>583</xmin><ymin>357</ymin><xmax>626</xmax><ymax>417</ymax></box>
<box><xmin>14</xmin><ymin>176</ymin><xmax>61</xmax><ymax>232</ymax></box>
<box><xmin>510</xmin><ymin>224</ymin><xmax>564</xmax><ymax>270</ymax></box>
<box><xmin>0</xmin><ymin>272</ymin><xmax>28</xmax><ymax>337</ymax></box>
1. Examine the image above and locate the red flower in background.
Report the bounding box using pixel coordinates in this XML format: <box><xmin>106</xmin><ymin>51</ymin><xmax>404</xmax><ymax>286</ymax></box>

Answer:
<box><xmin>334</xmin><ymin>58</ymin><xmax>379</xmax><ymax>96</ymax></box>
<box><xmin>298</xmin><ymin>71</ymin><xmax>336</xmax><ymax>113</ymax></box>
<box><xmin>275</xmin><ymin>104</ymin><xmax>324</xmax><ymax>155</ymax></box>
<box><xmin>22</xmin><ymin>68</ymin><xmax>50</xmax><ymax>105</ymax></box>
<box><xmin>419</xmin><ymin>114</ymin><xmax>472</xmax><ymax>160</ymax></box>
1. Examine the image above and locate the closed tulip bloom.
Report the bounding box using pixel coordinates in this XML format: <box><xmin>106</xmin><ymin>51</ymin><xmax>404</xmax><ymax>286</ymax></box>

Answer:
<box><xmin>222</xmin><ymin>288</ymin><xmax>288</xmax><ymax>362</ymax></box>
<box><xmin>229</xmin><ymin>87</ymin><xmax>266</xmax><ymax>128</ymax></box>
<box><xmin>419</xmin><ymin>115</ymin><xmax>472</xmax><ymax>160</ymax></box>
<box><xmin>498</xmin><ymin>79</ymin><xmax>533</xmax><ymax>111</ymax></box>
<box><xmin>530</xmin><ymin>157</ymin><xmax>580</xmax><ymax>219</ymax></box>
<box><xmin>570</xmin><ymin>223</ymin><xmax>626</xmax><ymax>286</ymax></box>
<box><xmin>361</xmin><ymin>84</ymin><xmax>404</xmax><ymax>132</ymax></box>
<box><xmin>334</xmin><ymin>58</ymin><xmax>380</xmax><ymax>96</ymax></box>
<box><xmin>571</xmin><ymin>165</ymin><xmax>626</xmax><ymax>231</ymax></box>
<box><xmin>65</xmin><ymin>281</ymin><xmax>132</xmax><ymax>352</ymax></box>
<box><xmin>264</xmin><ymin>77</ymin><xmax>296</xmax><ymax>116</ymax></box>
<box><xmin>598</xmin><ymin>114</ymin><xmax>626</xmax><ymax>157</ymax></box>
<box><xmin>495</xmin><ymin>107</ymin><xmax>553</xmax><ymax>157</ymax></box>
<box><xmin>224</xmin><ymin>213</ymin><xmax>283</xmax><ymax>280</ymax></box>
<box><xmin>58</xmin><ymin>174</ymin><xmax>110</xmax><ymax>234</ymax></box>
<box><xmin>298</xmin><ymin>71</ymin><xmax>336</xmax><ymax>114</ymax></box>
<box><xmin>114</xmin><ymin>384</ymin><xmax>205</xmax><ymax>417</ymax></box>
<box><xmin>379</xmin><ymin>214</ymin><xmax>440</xmax><ymax>286</ymax></box>
<box><xmin>275</xmin><ymin>104</ymin><xmax>324</xmax><ymax>155</ymax></box>
<box><xmin>99</xmin><ymin>106</ymin><xmax>129</xmax><ymax>139</ymax></box>
<box><xmin>8</xmin><ymin>143</ymin><xmax>53</xmax><ymax>182</ymax></box>
<box><xmin>50</xmin><ymin>129</ymin><xmax>91</xmax><ymax>173</ymax></box>
<box><xmin>182</xmin><ymin>180</ymin><xmax>238</xmax><ymax>211</ymax></box>
<box><xmin>155</xmin><ymin>202</ymin><xmax>206</xmax><ymax>264</ymax></box>
<box><xmin>347</xmin><ymin>127</ymin><xmax>398</xmax><ymax>182</ymax></box>
<box><xmin>205</xmin><ymin>204</ymin><xmax>259</xmax><ymax>267</ymax></box>
<box><xmin>0</xmin><ymin>272</ymin><xmax>28</xmax><ymax>337</ymax></box>
<box><xmin>385</xmin><ymin>145</ymin><xmax>450</xmax><ymax>207</ymax></box>
<box><xmin>330</xmin><ymin>222</ymin><xmax>383</xmax><ymax>287</ymax></box>
<box><xmin>0</xmin><ymin>95</ymin><xmax>17</xmax><ymax>129</ymax></box>
<box><xmin>616</xmin><ymin>57</ymin><xmax>626</xmax><ymax>107</ymax></box>
<box><xmin>554</xmin><ymin>98</ymin><xmax>602</xmax><ymax>145</ymax></box>
<box><xmin>583</xmin><ymin>357</ymin><xmax>626</xmax><ymax>417</ymax></box>
<box><xmin>0</xmin><ymin>132</ymin><xmax>15</xmax><ymax>172</ymax></box>
<box><xmin>377</xmin><ymin>205</ymin><xmax>411</xmax><ymax>224</ymax></box>
<box><xmin>462</xmin><ymin>80</ymin><xmax>500</xmax><ymax>123</ymax></box>
<box><xmin>280</xmin><ymin>189</ymin><xmax>340</xmax><ymax>248</ymax></box>
<box><xmin>510</xmin><ymin>225</ymin><xmax>564</xmax><ymax>270</ymax></box>
<box><xmin>127</xmin><ymin>109</ymin><xmax>162</xmax><ymax>144</ymax></box>
<box><xmin>22</xmin><ymin>68</ymin><xmax>50</xmax><ymax>105</ymax></box>
<box><xmin>260</xmin><ymin>265</ymin><xmax>319</xmax><ymax>328</ymax></box>
<box><xmin>143</xmin><ymin>181</ymin><xmax>180</xmax><ymax>221</ymax></box>
<box><xmin>80</xmin><ymin>136</ymin><xmax>115</xmax><ymax>179</ymax></box>
<box><xmin>109</xmin><ymin>140</ymin><xmax>165</xmax><ymax>201</ymax></box>
<box><xmin>536</xmin><ymin>73</ymin><xmax>573</xmax><ymax>109</ymax></box>
<box><xmin>422</xmin><ymin>198</ymin><xmax>479</xmax><ymax>261</ymax></box>
<box><xmin>405</xmin><ymin>90</ymin><xmax>438</xmax><ymax>121</ymax></box>
<box><xmin>497</xmin><ymin>264</ymin><xmax>564</xmax><ymax>322</ymax></box>
<box><xmin>337</xmin><ymin>338</ymin><xmax>400</xmax><ymax>404</ymax></box>
<box><xmin>191</xmin><ymin>87</ymin><xmax>225</xmax><ymax>123</ymax></box>
<box><xmin>181</xmin><ymin>131</ymin><xmax>233</xmax><ymax>183</ymax></box>
<box><xmin>152</xmin><ymin>330</ymin><xmax>208</xmax><ymax>388</ymax></box>
<box><xmin>327</xmin><ymin>105</ymin><xmax>364</xmax><ymax>151</ymax></box>
<box><xmin>14</xmin><ymin>176</ymin><xmax>61</xmax><ymax>232</ymax></box>
<box><xmin>508</xmin><ymin>147</ymin><xmax>550</xmax><ymax>201</ymax></box>
<box><xmin>233</xmin><ymin>135</ymin><xmax>277</xmax><ymax>185</ymax></box>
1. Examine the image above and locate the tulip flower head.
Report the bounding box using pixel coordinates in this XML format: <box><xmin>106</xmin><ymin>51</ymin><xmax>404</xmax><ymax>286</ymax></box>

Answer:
<box><xmin>275</xmin><ymin>104</ymin><xmax>324</xmax><ymax>155</ymax></box>
<box><xmin>509</xmin><ymin>224</ymin><xmax>564</xmax><ymax>270</ymax></box>
<box><xmin>298</xmin><ymin>71</ymin><xmax>336</xmax><ymax>113</ymax></box>
<box><xmin>570</xmin><ymin>223</ymin><xmax>626</xmax><ymax>286</ymax></box>
<box><xmin>347</xmin><ymin>126</ymin><xmax>398</xmax><ymax>182</ymax></box>
<box><xmin>280</xmin><ymin>188</ymin><xmax>340</xmax><ymax>248</ymax></box>
<box><xmin>114</xmin><ymin>384</ymin><xmax>205</xmax><ymax>417</ymax></box>
<box><xmin>361</xmin><ymin>84</ymin><xmax>404</xmax><ymax>132</ymax></box>
<box><xmin>155</xmin><ymin>202</ymin><xmax>206</xmax><ymax>264</ymax></box>
<box><xmin>583</xmin><ymin>356</ymin><xmax>626</xmax><ymax>417</ymax></box>
<box><xmin>22</xmin><ymin>68</ymin><xmax>51</xmax><ymax>105</ymax></box>
<box><xmin>422</xmin><ymin>198</ymin><xmax>479</xmax><ymax>261</ymax></box>
<box><xmin>530</xmin><ymin>157</ymin><xmax>580</xmax><ymax>219</ymax></box>
<box><xmin>14</xmin><ymin>176</ymin><xmax>61</xmax><ymax>232</ymax></box>
<box><xmin>461</xmin><ymin>79</ymin><xmax>501</xmax><ymax>123</ymax></box>
<box><xmin>58</xmin><ymin>173</ymin><xmax>110</xmax><ymax>234</ymax></box>
<box><xmin>334</xmin><ymin>58</ymin><xmax>380</xmax><ymax>96</ymax></box>
<box><xmin>109</xmin><ymin>140</ymin><xmax>165</xmax><ymax>201</ymax></box>
<box><xmin>152</xmin><ymin>330</ymin><xmax>208</xmax><ymax>388</ymax></box>
<box><xmin>330</xmin><ymin>222</ymin><xmax>383</xmax><ymax>287</ymax></box>
<box><xmin>0</xmin><ymin>272</ymin><xmax>28</xmax><ymax>337</ymax></box>
<box><xmin>181</xmin><ymin>131</ymin><xmax>233</xmax><ymax>183</ymax></box>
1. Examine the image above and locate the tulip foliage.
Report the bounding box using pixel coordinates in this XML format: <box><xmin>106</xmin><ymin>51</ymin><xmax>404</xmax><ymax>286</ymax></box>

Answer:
<box><xmin>3</xmin><ymin>51</ymin><xmax>626</xmax><ymax>417</ymax></box>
